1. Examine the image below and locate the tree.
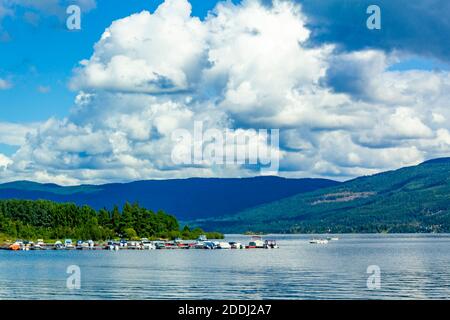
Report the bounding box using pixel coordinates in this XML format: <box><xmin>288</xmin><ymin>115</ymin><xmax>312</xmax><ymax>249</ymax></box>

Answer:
<box><xmin>0</xmin><ymin>199</ymin><xmax>223</xmax><ymax>240</ymax></box>
<box><xmin>123</xmin><ymin>227</ymin><xmax>138</xmax><ymax>239</ymax></box>
<box><xmin>111</xmin><ymin>205</ymin><xmax>121</xmax><ymax>233</ymax></box>
<box><xmin>98</xmin><ymin>208</ymin><xmax>111</xmax><ymax>228</ymax></box>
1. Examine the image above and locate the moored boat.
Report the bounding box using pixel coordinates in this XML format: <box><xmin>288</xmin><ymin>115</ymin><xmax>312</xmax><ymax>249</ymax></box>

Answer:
<box><xmin>54</xmin><ymin>241</ymin><xmax>64</xmax><ymax>250</ymax></box>
<box><xmin>64</xmin><ymin>239</ymin><xmax>75</xmax><ymax>249</ymax></box>
<box><xmin>309</xmin><ymin>239</ymin><xmax>329</xmax><ymax>244</ymax></box>
<box><xmin>176</xmin><ymin>242</ymin><xmax>190</xmax><ymax>249</ymax></box>
<box><xmin>105</xmin><ymin>240</ymin><xmax>118</xmax><ymax>250</ymax></box>
<box><xmin>246</xmin><ymin>236</ymin><xmax>265</xmax><ymax>248</ymax></box>
<box><xmin>34</xmin><ymin>239</ymin><xmax>46</xmax><ymax>250</ymax></box>
<box><xmin>203</xmin><ymin>241</ymin><xmax>217</xmax><ymax>249</ymax></box>
<box><xmin>141</xmin><ymin>238</ymin><xmax>156</xmax><ymax>250</ymax></box>
<box><xmin>154</xmin><ymin>241</ymin><xmax>166</xmax><ymax>249</ymax></box>
<box><xmin>217</xmin><ymin>242</ymin><xmax>231</xmax><ymax>249</ymax></box>
<box><xmin>229</xmin><ymin>242</ymin><xmax>243</xmax><ymax>249</ymax></box>
<box><xmin>9</xmin><ymin>242</ymin><xmax>21</xmax><ymax>251</ymax></box>
<box><xmin>264</xmin><ymin>240</ymin><xmax>279</xmax><ymax>249</ymax></box>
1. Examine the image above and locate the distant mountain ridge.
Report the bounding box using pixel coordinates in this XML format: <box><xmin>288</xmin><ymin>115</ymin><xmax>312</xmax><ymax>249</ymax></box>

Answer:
<box><xmin>5</xmin><ymin>158</ymin><xmax>450</xmax><ymax>233</ymax></box>
<box><xmin>193</xmin><ymin>158</ymin><xmax>450</xmax><ymax>233</ymax></box>
<box><xmin>0</xmin><ymin>177</ymin><xmax>339</xmax><ymax>220</ymax></box>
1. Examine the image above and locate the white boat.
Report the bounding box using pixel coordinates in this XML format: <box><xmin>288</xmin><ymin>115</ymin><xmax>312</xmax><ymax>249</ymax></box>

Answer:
<box><xmin>106</xmin><ymin>240</ymin><xmax>120</xmax><ymax>250</ymax></box>
<box><xmin>194</xmin><ymin>242</ymin><xmax>205</xmax><ymax>249</ymax></box>
<box><xmin>309</xmin><ymin>239</ymin><xmax>329</xmax><ymax>244</ymax></box>
<box><xmin>64</xmin><ymin>239</ymin><xmax>75</xmax><ymax>249</ymax></box>
<box><xmin>141</xmin><ymin>238</ymin><xmax>156</xmax><ymax>250</ymax></box>
<box><xmin>77</xmin><ymin>241</ymin><xmax>90</xmax><ymax>250</ymax></box>
<box><xmin>217</xmin><ymin>242</ymin><xmax>231</xmax><ymax>249</ymax></box>
<box><xmin>144</xmin><ymin>243</ymin><xmax>156</xmax><ymax>250</ymax></box>
<box><xmin>126</xmin><ymin>241</ymin><xmax>139</xmax><ymax>249</ymax></box>
<box><xmin>194</xmin><ymin>240</ymin><xmax>216</xmax><ymax>249</ymax></box>
<box><xmin>32</xmin><ymin>242</ymin><xmax>45</xmax><ymax>250</ymax></box>
<box><xmin>229</xmin><ymin>242</ymin><xmax>243</xmax><ymax>249</ymax></box>
<box><xmin>247</xmin><ymin>236</ymin><xmax>265</xmax><ymax>248</ymax></box>
<box><xmin>327</xmin><ymin>237</ymin><xmax>339</xmax><ymax>241</ymax></box>
<box><xmin>264</xmin><ymin>240</ymin><xmax>279</xmax><ymax>249</ymax></box>
<box><xmin>54</xmin><ymin>241</ymin><xmax>64</xmax><ymax>250</ymax></box>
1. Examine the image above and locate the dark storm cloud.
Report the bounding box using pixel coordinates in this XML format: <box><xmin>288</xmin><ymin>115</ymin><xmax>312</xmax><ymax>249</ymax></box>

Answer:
<box><xmin>296</xmin><ymin>0</ymin><xmax>450</xmax><ymax>62</ymax></box>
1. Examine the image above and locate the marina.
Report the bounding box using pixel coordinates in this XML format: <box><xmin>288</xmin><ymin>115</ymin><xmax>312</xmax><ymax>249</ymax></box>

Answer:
<box><xmin>0</xmin><ymin>235</ymin><xmax>279</xmax><ymax>251</ymax></box>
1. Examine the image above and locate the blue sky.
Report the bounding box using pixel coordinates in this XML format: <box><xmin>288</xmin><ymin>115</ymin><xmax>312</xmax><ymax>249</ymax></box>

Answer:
<box><xmin>0</xmin><ymin>1</ymin><xmax>240</xmax><ymax>124</ymax></box>
<box><xmin>0</xmin><ymin>0</ymin><xmax>450</xmax><ymax>184</ymax></box>
<box><xmin>0</xmin><ymin>1</ymin><xmax>215</xmax><ymax>123</ymax></box>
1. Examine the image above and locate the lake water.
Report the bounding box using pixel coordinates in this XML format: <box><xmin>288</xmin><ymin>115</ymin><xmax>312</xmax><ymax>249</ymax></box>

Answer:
<box><xmin>0</xmin><ymin>234</ymin><xmax>449</xmax><ymax>300</ymax></box>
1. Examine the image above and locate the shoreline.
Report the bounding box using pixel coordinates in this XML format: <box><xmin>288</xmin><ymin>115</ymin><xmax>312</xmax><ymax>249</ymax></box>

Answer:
<box><xmin>1</xmin><ymin>235</ymin><xmax>279</xmax><ymax>251</ymax></box>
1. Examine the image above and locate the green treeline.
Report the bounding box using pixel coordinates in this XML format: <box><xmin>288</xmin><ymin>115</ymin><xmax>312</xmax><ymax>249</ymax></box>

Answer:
<box><xmin>0</xmin><ymin>199</ymin><xmax>223</xmax><ymax>241</ymax></box>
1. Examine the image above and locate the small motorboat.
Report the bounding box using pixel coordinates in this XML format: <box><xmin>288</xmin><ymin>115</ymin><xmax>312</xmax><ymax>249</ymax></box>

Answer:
<box><xmin>127</xmin><ymin>241</ymin><xmax>141</xmax><ymax>249</ymax></box>
<box><xmin>76</xmin><ymin>240</ymin><xmax>85</xmax><ymax>249</ymax></box>
<box><xmin>87</xmin><ymin>240</ymin><xmax>95</xmax><ymax>248</ymax></box>
<box><xmin>217</xmin><ymin>242</ymin><xmax>231</xmax><ymax>249</ymax></box>
<box><xmin>246</xmin><ymin>236</ymin><xmax>265</xmax><ymax>248</ymax></box>
<box><xmin>119</xmin><ymin>239</ymin><xmax>128</xmax><ymax>248</ymax></box>
<box><xmin>35</xmin><ymin>239</ymin><xmax>46</xmax><ymax>249</ymax></box>
<box><xmin>105</xmin><ymin>240</ymin><xmax>119</xmax><ymax>250</ymax></box>
<box><xmin>264</xmin><ymin>240</ymin><xmax>279</xmax><ymax>249</ymax></box>
<box><xmin>309</xmin><ymin>239</ymin><xmax>329</xmax><ymax>244</ymax></box>
<box><xmin>22</xmin><ymin>241</ymin><xmax>32</xmax><ymax>250</ymax></box>
<box><xmin>9</xmin><ymin>243</ymin><xmax>21</xmax><ymax>251</ymax></box>
<box><xmin>54</xmin><ymin>241</ymin><xmax>64</xmax><ymax>250</ymax></box>
<box><xmin>203</xmin><ymin>241</ymin><xmax>217</xmax><ymax>249</ymax></box>
<box><xmin>77</xmin><ymin>241</ymin><xmax>91</xmax><ymax>250</ymax></box>
<box><xmin>141</xmin><ymin>238</ymin><xmax>156</xmax><ymax>250</ymax></box>
<box><xmin>176</xmin><ymin>242</ymin><xmax>190</xmax><ymax>249</ymax></box>
<box><xmin>229</xmin><ymin>242</ymin><xmax>243</xmax><ymax>249</ymax></box>
<box><xmin>153</xmin><ymin>241</ymin><xmax>166</xmax><ymax>250</ymax></box>
<box><xmin>194</xmin><ymin>241</ymin><xmax>206</xmax><ymax>249</ymax></box>
<box><xmin>10</xmin><ymin>239</ymin><xmax>24</xmax><ymax>251</ymax></box>
<box><xmin>164</xmin><ymin>242</ymin><xmax>178</xmax><ymax>249</ymax></box>
<box><xmin>31</xmin><ymin>242</ymin><xmax>45</xmax><ymax>250</ymax></box>
<box><xmin>64</xmin><ymin>239</ymin><xmax>75</xmax><ymax>249</ymax></box>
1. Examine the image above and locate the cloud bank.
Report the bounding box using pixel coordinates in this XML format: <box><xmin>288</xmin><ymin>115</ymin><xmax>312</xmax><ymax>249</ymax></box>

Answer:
<box><xmin>2</xmin><ymin>0</ymin><xmax>450</xmax><ymax>185</ymax></box>
<box><xmin>300</xmin><ymin>0</ymin><xmax>450</xmax><ymax>63</ymax></box>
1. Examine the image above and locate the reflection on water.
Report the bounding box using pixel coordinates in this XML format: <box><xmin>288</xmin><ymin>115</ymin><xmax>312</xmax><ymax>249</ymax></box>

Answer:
<box><xmin>0</xmin><ymin>234</ymin><xmax>449</xmax><ymax>299</ymax></box>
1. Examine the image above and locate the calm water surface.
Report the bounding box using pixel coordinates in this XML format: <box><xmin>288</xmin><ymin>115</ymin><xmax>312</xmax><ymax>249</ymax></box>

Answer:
<box><xmin>0</xmin><ymin>234</ymin><xmax>449</xmax><ymax>300</ymax></box>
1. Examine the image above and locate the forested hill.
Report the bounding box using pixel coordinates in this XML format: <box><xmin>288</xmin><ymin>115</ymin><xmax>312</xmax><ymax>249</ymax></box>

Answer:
<box><xmin>194</xmin><ymin>158</ymin><xmax>450</xmax><ymax>233</ymax></box>
<box><xmin>0</xmin><ymin>177</ymin><xmax>339</xmax><ymax>220</ymax></box>
<box><xmin>0</xmin><ymin>200</ymin><xmax>222</xmax><ymax>240</ymax></box>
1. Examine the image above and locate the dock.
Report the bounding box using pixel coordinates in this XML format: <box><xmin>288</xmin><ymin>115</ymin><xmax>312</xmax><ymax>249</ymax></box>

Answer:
<box><xmin>1</xmin><ymin>237</ymin><xmax>279</xmax><ymax>251</ymax></box>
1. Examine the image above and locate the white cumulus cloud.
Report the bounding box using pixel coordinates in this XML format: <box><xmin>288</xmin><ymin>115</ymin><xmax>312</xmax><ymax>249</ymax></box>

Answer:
<box><xmin>2</xmin><ymin>0</ymin><xmax>450</xmax><ymax>184</ymax></box>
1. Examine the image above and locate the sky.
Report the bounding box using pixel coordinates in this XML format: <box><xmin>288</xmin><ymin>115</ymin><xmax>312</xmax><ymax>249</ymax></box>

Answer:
<box><xmin>0</xmin><ymin>0</ymin><xmax>449</xmax><ymax>185</ymax></box>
